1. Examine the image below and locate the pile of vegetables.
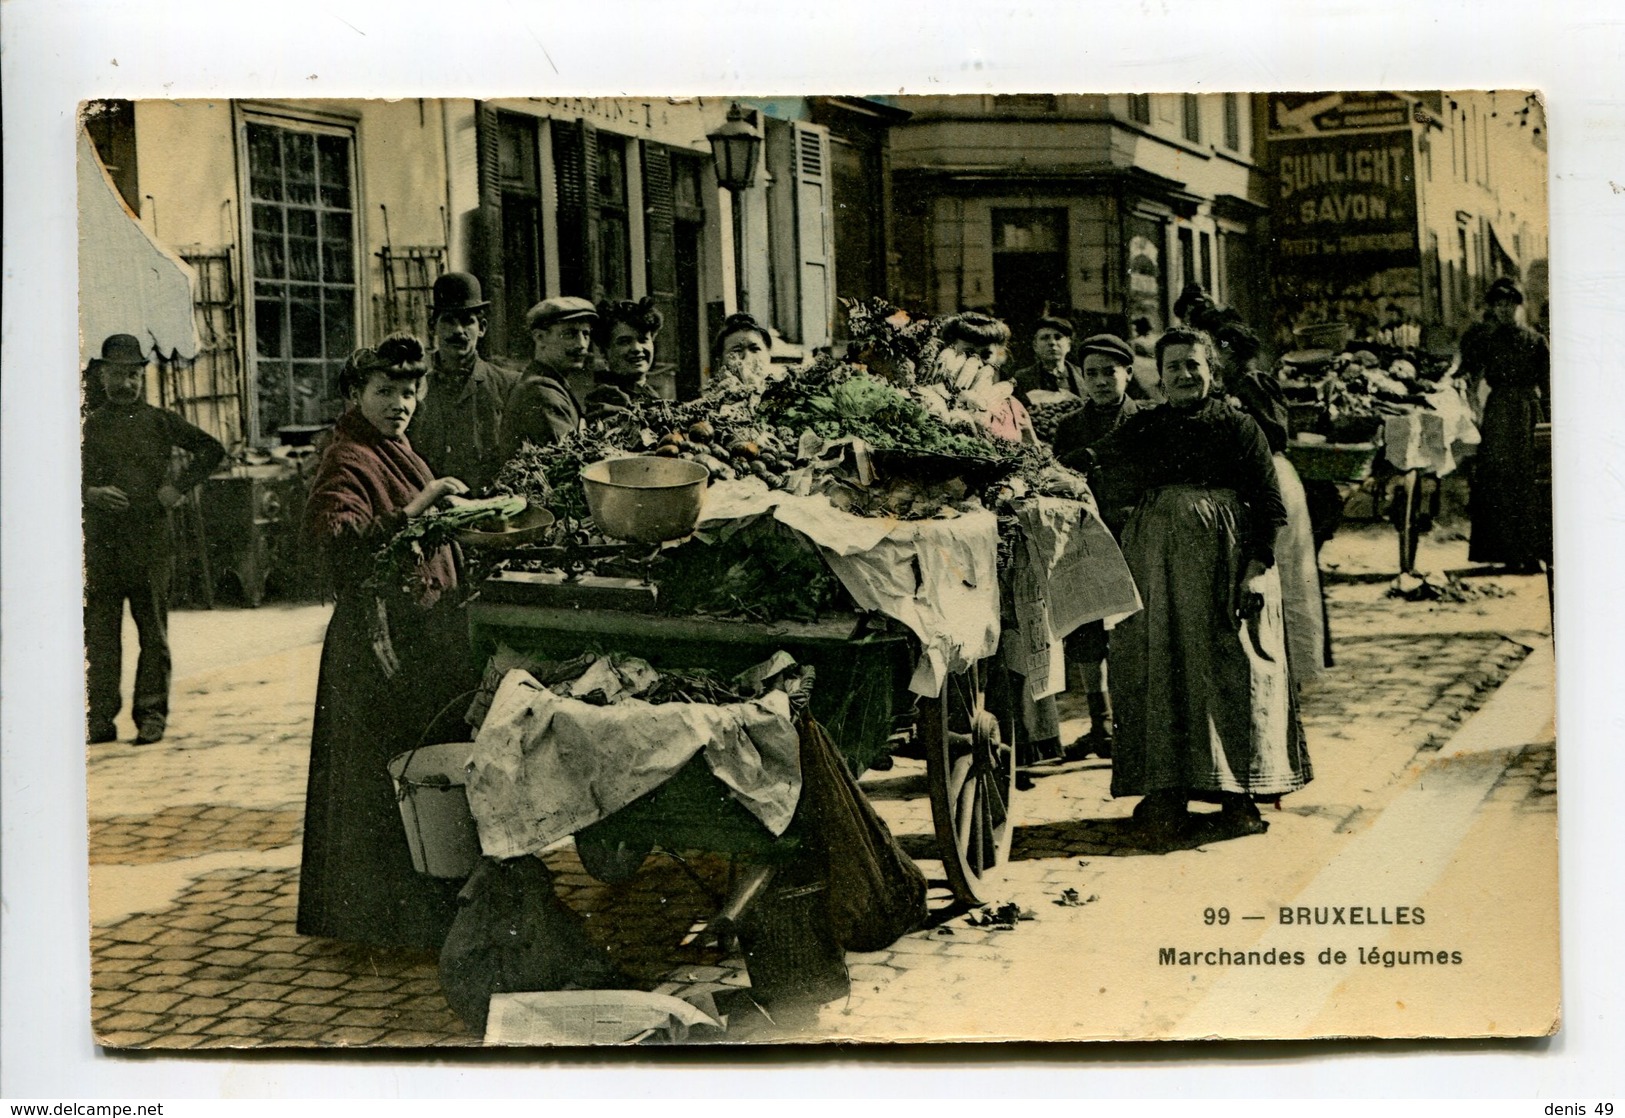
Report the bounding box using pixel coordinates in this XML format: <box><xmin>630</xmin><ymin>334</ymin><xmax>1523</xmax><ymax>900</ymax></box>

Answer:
<box><xmin>758</xmin><ymin>357</ymin><xmax>1019</xmax><ymax>461</ymax></box>
<box><xmin>1280</xmin><ymin>345</ymin><xmax>1459</xmax><ymax>444</ymax></box>
<box><xmin>654</xmin><ymin>516</ymin><xmax>845</xmax><ymax>623</ymax></box>
<box><xmin>367</xmin><ymin>495</ymin><xmax>526</xmax><ymax>595</ymax></box>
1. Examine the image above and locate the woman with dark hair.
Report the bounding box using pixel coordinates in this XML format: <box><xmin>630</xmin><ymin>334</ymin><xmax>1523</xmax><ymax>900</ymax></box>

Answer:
<box><xmin>297</xmin><ymin>334</ymin><xmax>477</xmax><ymax>950</ymax></box>
<box><xmin>586</xmin><ymin>296</ymin><xmax>666</xmax><ymax>422</ymax></box>
<box><xmin>1066</xmin><ymin>327</ymin><xmax>1311</xmax><ymax>842</ymax></box>
<box><xmin>1213</xmin><ymin>321</ymin><xmax>1325</xmax><ymax>688</ymax></box>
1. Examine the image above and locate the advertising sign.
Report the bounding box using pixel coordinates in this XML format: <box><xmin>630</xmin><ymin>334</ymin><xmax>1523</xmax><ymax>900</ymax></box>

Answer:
<box><xmin>1272</xmin><ymin>128</ymin><xmax>1420</xmax><ymax>274</ymax></box>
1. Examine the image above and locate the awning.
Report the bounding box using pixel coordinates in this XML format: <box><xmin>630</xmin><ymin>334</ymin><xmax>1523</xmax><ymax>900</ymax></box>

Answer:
<box><xmin>78</xmin><ymin>127</ymin><xmax>199</xmax><ymax>365</ymax></box>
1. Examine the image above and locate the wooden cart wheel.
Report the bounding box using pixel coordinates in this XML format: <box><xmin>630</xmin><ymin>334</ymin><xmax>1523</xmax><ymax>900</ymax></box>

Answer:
<box><xmin>574</xmin><ymin>835</ymin><xmax>652</xmax><ymax>884</ymax></box>
<box><xmin>921</xmin><ymin>660</ymin><xmax>1017</xmax><ymax>906</ymax></box>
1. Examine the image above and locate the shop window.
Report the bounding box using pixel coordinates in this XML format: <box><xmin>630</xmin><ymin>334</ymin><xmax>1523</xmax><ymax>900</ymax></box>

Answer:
<box><xmin>243</xmin><ymin>118</ymin><xmax>357</xmax><ymax>442</ymax></box>
<box><xmin>596</xmin><ymin>133</ymin><xmax>632</xmax><ymax>301</ymax></box>
<box><xmin>1222</xmin><ymin>93</ymin><xmax>1241</xmax><ymax>151</ymax></box>
<box><xmin>1128</xmin><ymin>94</ymin><xmax>1152</xmax><ymax>125</ymax></box>
<box><xmin>644</xmin><ymin>144</ymin><xmax>707</xmax><ymax>399</ymax></box>
<box><xmin>994</xmin><ymin>94</ymin><xmax>1058</xmax><ymax>114</ymax></box>
<box><xmin>496</xmin><ymin>112</ymin><xmax>543</xmax><ymax>359</ymax></box>
<box><xmin>1182</xmin><ymin>94</ymin><xmax>1201</xmax><ymax>143</ymax></box>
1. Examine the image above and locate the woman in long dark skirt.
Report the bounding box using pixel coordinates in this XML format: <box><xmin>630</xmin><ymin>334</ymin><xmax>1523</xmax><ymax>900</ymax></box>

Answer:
<box><xmin>1460</xmin><ymin>278</ymin><xmax>1551</xmax><ymax>572</ymax></box>
<box><xmin>297</xmin><ymin>335</ymin><xmax>479</xmax><ymax>950</ymax></box>
<box><xmin>1082</xmin><ymin>328</ymin><xmax>1312</xmax><ymax>843</ymax></box>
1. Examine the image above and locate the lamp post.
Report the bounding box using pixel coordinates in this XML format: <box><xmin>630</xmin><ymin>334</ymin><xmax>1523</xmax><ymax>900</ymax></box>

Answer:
<box><xmin>707</xmin><ymin>102</ymin><xmax>763</xmax><ymax>316</ymax></box>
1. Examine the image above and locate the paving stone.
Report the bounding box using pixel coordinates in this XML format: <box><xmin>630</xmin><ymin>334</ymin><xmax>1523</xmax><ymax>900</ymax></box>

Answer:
<box><xmin>168</xmin><ymin>996</ymin><xmax>233</xmax><ymax>1017</ymax></box>
<box><xmin>291</xmin><ymin>970</ymin><xmax>352</xmax><ymax>989</ymax></box>
<box><xmin>125</xmin><ymin>975</ymin><xmax>190</xmax><ymax>994</ymax></box>
<box><xmin>222</xmin><ymin>999</ymin><xmax>286</xmax><ymax>1019</ymax></box>
<box><xmin>97</xmin><ymin>1010</ymin><xmax>163</xmax><ymax>1032</ymax></box>
<box><xmin>118</xmin><ymin>991</ymin><xmax>188</xmax><ymax>1014</ymax></box>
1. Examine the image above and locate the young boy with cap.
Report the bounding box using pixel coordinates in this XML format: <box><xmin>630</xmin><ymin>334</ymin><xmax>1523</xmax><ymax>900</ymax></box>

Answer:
<box><xmin>83</xmin><ymin>334</ymin><xmax>226</xmax><ymax>744</ymax></box>
<box><xmin>1051</xmin><ymin>333</ymin><xmax>1144</xmax><ymax>760</ymax></box>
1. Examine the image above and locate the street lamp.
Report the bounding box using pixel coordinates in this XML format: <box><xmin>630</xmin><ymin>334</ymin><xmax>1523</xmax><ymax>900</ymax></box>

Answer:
<box><xmin>708</xmin><ymin>102</ymin><xmax>763</xmax><ymax>314</ymax></box>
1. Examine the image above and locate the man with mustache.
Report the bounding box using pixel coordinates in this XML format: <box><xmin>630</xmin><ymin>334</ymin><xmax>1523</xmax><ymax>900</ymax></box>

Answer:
<box><xmin>409</xmin><ymin>272</ymin><xmax>518</xmax><ymax>493</ymax></box>
<box><xmin>82</xmin><ymin>333</ymin><xmax>225</xmax><ymax>745</ymax></box>
<box><xmin>500</xmin><ymin>296</ymin><xmax>594</xmax><ymax>458</ymax></box>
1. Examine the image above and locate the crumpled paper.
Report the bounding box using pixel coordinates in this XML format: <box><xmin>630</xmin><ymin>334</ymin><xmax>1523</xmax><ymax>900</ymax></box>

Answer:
<box><xmin>485</xmin><ymin>989</ymin><xmax>723</xmax><ymax>1046</ymax></box>
<box><xmin>465</xmin><ymin>670</ymin><xmax>802</xmax><ymax>859</ymax></box>
<box><xmin>1383</xmin><ymin>389</ymin><xmax>1480</xmax><ymax>477</ymax></box>
<box><xmin>696</xmin><ymin>480</ymin><xmax>1002</xmax><ymax>695</ymax></box>
<box><xmin>1000</xmin><ymin>497</ymin><xmax>1141</xmax><ymax>700</ymax></box>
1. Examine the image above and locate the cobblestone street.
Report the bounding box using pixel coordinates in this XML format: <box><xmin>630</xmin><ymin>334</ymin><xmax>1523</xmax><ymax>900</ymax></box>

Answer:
<box><xmin>83</xmin><ymin>525</ymin><xmax>1558</xmax><ymax>1048</ymax></box>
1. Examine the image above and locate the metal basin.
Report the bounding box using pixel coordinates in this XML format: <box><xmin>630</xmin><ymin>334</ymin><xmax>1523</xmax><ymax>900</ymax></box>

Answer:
<box><xmin>581</xmin><ymin>456</ymin><xmax>708</xmax><ymax>543</ymax></box>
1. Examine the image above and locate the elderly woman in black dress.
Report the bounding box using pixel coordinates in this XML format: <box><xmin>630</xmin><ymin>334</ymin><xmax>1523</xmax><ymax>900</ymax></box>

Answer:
<box><xmin>1063</xmin><ymin>328</ymin><xmax>1312</xmax><ymax>841</ymax></box>
<box><xmin>297</xmin><ymin>335</ymin><xmax>478</xmax><ymax>950</ymax></box>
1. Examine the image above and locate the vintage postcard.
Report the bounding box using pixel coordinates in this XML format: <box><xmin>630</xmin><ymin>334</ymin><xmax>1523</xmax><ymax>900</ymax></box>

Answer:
<box><xmin>77</xmin><ymin>90</ymin><xmax>1557</xmax><ymax>1049</ymax></box>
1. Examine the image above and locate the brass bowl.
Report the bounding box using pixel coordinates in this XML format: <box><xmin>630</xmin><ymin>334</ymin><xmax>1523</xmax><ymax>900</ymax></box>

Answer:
<box><xmin>453</xmin><ymin>505</ymin><xmax>556</xmax><ymax>548</ymax></box>
<box><xmin>580</xmin><ymin>456</ymin><xmax>709</xmax><ymax>543</ymax></box>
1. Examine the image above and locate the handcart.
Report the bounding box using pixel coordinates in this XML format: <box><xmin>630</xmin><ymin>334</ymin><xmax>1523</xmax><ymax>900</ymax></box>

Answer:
<box><xmin>468</xmin><ymin>572</ymin><xmax>1018</xmax><ymax>908</ymax></box>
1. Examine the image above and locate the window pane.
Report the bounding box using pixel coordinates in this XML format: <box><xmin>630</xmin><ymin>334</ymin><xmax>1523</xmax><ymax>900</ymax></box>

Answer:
<box><xmin>253</xmin><ymin>230</ymin><xmax>286</xmax><ymax>279</ymax></box>
<box><xmin>673</xmin><ymin>156</ymin><xmax>702</xmax><ymax>213</ymax></box>
<box><xmin>317</xmin><ymin>135</ymin><xmax>348</xmax><ymax>185</ymax></box>
<box><xmin>597</xmin><ymin>136</ymin><xmax>627</xmax><ymax>205</ymax></box>
<box><xmin>1183</xmin><ymin>95</ymin><xmax>1201</xmax><ymax>142</ymax></box>
<box><xmin>247</xmin><ymin>125</ymin><xmax>282</xmax><ymax>201</ymax></box>
<box><xmin>289</xmin><ymin>296</ymin><xmax>323</xmax><ymax>359</ymax></box>
<box><xmin>256</xmin><ymin>361</ymin><xmax>290</xmax><ymax>432</ymax></box>
<box><xmin>252</xmin><ymin>203</ymin><xmax>283</xmax><ymax>235</ymax></box>
<box><xmin>499</xmin><ymin>115</ymin><xmax>538</xmax><ymax>190</ymax></box>
<box><xmin>290</xmin><ymin>363</ymin><xmax>331</xmax><ymax>424</ymax></box>
<box><xmin>321</xmin><ymin>212</ymin><xmax>354</xmax><ymax>283</ymax></box>
<box><xmin>255</xmin><ymin>292</ymin><xmax>285</xmax><ymax>357</ymax></box>
<box><xmin>324</xmin><ymin>289</ymin><xmax>355</xmax><ymax>359</ymax></box>
<box><xmin>287</xmin><ymin>231</ymin><xmax>320</xmax><ymax>282</ymax></box>
<box><xmin>600</xmin><ymin>218</ymin><xmax>630</xmax><ymax>300</ymax></box>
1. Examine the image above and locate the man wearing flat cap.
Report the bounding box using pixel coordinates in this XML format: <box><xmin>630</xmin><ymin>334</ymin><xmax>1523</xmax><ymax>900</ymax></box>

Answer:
<box><xmin>1458</xmin><ymin>277</ymin><xmax>1551</xmax><ymax>572</ymax></box>
<box><xmin>1050</xmin><ymin>332</ymin><xmax>1145</xmax><ymax>761</ymax></box>
<box><xmin>1010</xmin><ymin>315</ymin><xmax>1082</xmax><ymax>408</ymax></box>
<box><xmin>83</xmin><ymin>334</ymin><xmax>226</xmax><ymax>745</ymax></box>
<box><xmin>499</xmin><ymin>296</ymin><xmax>593</xmax><ymax>460</ymax></box>
<box><xmin>410</xmin><ymin>273</ymin><xmax>518</xmax><ymax>492</ymax></box>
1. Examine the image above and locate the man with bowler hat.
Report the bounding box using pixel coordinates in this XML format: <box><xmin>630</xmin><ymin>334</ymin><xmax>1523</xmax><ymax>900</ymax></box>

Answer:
<box><xmin>499</xmin><ymin>296</ymin><xmax>594</xmax><ymax>459</ymax></box>
<box><xmin>83</xmin><ymin>334</ymin><xmax>225</xmax><ymax>744</ymax></box>
<box><xmin>411</xmin><ymin>272</ymin><xmax>518</xmax><ymax>493</ymax></box>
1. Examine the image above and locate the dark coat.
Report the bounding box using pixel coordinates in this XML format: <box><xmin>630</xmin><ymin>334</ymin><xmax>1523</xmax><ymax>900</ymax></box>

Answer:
<box><xmin>499</xmin><ymin>361</ymin><xmax>584</xmax><ymax>460</ymax></box>
<box><xmin>1052</xmin><ymin>395</ymin><xmax>1143</xmax><ymax>535</ymax></box>
<box><xmin>296</xmin><ymin>408</ymin><xmax>473</xmax><ymax>949</ymax></box>
<box><xmin>1459</xmin><ymin>319</ymin><xmax>1552</xmax><ymax>565</ymax></box>
<box><xmin>1087</xmin><ymin>396</ymin><xmax>1287</xmax><ymax>568</ymax></box>
<box><xmin>82</xmin><ymin>401</ymin><xmax>224</xmax><ymax>576</ymax></box>
<box><xmin>410</xmin><ymin>355</ymin><xmax>519</xmax><ymax>493</ymax></box>
<box><xmin>1011</xmin><ymin>360</ymin><xmax>1082</xmax><ymax>408</ymax></box>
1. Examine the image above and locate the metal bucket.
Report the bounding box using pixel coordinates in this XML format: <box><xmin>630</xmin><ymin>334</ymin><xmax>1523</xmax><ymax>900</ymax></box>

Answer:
<box><xmin>388</xmin><ymin>742</ymin><xmax>481</xmax><ymax>879</ymax></box>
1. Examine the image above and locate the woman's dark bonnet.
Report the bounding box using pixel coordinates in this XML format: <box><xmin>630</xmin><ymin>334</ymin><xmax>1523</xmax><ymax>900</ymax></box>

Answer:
<box><xmin>340</xmin><ymin>333</ymin><xmax>428</xmax><ymax>396</ymax></box>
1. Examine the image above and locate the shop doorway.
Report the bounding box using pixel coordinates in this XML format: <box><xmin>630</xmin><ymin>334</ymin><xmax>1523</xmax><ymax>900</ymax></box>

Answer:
<box><xmin>991</xmin><ymin>208</ymin><xmax>1069</xmax><ymax>364</ymax></box>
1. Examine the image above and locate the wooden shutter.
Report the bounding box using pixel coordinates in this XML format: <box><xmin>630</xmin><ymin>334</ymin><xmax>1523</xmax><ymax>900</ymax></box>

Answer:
<box><xmin>642</xmin><ymin>142</ymin><xmax>679</xmax><ymax>366</ymax></box>
<box><xmin>473</xmin><ymin>102</ymin><xmax>507</xmax><ymax>347</ymax></box>
<box><xmin>551</xmin><ymin>118</ymin><xmax>600</xmax><ymax>299</ymax></box>
<box><xmin>790</xmin><ymin>121</ymin><xmax>834</xmax><ymax>348</ymax></box>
